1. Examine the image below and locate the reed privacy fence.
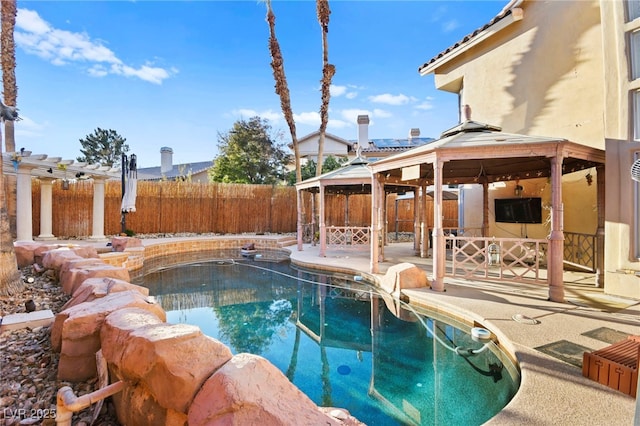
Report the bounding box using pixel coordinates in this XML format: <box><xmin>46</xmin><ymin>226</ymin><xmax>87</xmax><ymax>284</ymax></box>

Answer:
<box><xmin>24</xmin><ymin>180</ymin><xmax>458</xmax><ymax>238</ymax></box>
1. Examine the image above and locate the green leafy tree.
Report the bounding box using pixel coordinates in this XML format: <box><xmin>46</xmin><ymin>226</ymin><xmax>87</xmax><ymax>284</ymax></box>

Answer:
<box><xmin>286</xmin><ymin>155</ymin><xmax>346</xmax><ymax>185</ymax></box>
<box><xmin>77</xmin><ymin>128</ymin><xmax>129</xmax><ymax>166</ymax></box>
<box><xmin>210</xmin><ymin>117</ymin><xmax>291</xmax><ymax>184</ymax></box>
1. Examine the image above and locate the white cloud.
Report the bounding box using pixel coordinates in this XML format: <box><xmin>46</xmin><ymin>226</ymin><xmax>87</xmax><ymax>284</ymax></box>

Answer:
<box><xmin>232</xmin><ymin>108</ymin><xmax>283</xmax><ymax>122</ymax></box>
<box><xmin>415</xmin><ymin>101</ymin><xmax>434</xmax><ymax>111</ymax></box>
<box><xmin>327</xmin><ymin>118</ymin><xmax>350</xmax><ymax>129</ymax></box>
<box><xmin>14</xmin><ymin>8</ymin><xmax>174</xmax><ymax>85</ymax></box>
<box><xmin>331</xmin><ymin>83</ymin><xmax>358</xmax><ymax>99</ymax></box>
<box><xmin>340</xmin><ymin>109</ymin><xmax>371</xmax><ymax>125</ymax></box>
<box><xmin>368</xmin><ymin>93</ymin><xmax>416</xmax><ymax>106</ymax></box>
<box><xmin>442</xmin><ymin>19</ymin><xmax>460</xmax><ymax>33</ymax></box>
<box><xmin>372</xmin><ymin>108</ymin><xmax>392</xmax><ymax>118</ymax></box>
<box><xmin>14</xmin><ymin>115</ymin><xmax>44</xmax><ymax>139</ymax></box>
<box><xmin>294</xmin><ymin>111</ymin><xmax>320</xmax><ymax>126</ymax></box>
<box><xmin>330</xmin><ymin>84</ymin><xmax>347</xmax><ymax>96</ymax></box>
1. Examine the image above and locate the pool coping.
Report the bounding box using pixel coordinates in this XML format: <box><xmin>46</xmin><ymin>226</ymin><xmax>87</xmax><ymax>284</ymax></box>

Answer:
<box><xmin>104</xmin><ymin>236</ymin><xmax>638</xmax><ymax>425</ymax></box>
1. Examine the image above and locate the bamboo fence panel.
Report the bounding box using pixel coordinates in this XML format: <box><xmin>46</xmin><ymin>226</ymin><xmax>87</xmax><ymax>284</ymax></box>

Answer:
<box><xmin>27</xmin><ymin>179</ymin><xmax>457</xmax><ymax>237</ymax></box>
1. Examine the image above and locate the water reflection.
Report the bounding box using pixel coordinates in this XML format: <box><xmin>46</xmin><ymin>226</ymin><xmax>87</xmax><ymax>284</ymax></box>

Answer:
<box><xmin>142</xmin><ymin>256</ymin><xmax>518</xmax><ymax>426</ymax></box>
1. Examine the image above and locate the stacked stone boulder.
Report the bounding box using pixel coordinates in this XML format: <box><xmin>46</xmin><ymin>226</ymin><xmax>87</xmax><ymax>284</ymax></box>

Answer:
<box><xmin>16</xmin><ymin>240</ymin><xmax>363</xmax><ymax>426</ymax></box>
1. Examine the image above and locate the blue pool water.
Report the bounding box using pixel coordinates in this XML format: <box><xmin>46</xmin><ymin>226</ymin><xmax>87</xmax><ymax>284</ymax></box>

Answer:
<box><xmin>141</xmin><ymin>250</ymin><xmax>519</xmax><ymax>426</ymax></box>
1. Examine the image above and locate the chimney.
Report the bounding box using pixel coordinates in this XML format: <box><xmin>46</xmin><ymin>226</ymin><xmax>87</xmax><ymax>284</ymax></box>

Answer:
<box><xmin>357</xmin><ymin>115</ymin><xmax>370</xmax><ymax>145</ymax></box>
<box><xmin>160</xmin><ymin>147</ymin><xmax>173</xmax><ymax>174</ymax></box>
<box><xmin>408</xmin><ymin>128</ymin><xmax>420</xmax><ymax>141</ymax></box>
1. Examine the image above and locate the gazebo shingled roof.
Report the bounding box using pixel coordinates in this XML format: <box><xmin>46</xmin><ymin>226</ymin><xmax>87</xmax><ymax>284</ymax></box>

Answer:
<box><xmin>369</xmin><ymin>120</ymin><xmax>604</xmax><ymax>185</ymax></box>
<box><xmin>296</xmin><ymin>155</ymin><xmax>415</xmax><ymax>195</ymax></box>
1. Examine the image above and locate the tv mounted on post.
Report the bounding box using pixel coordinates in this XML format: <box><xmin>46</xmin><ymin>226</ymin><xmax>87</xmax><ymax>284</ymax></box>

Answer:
<box><xmin>494</xmin><ymin>197</ymin><xmax>542</xmax><ymax>224</ymax></box>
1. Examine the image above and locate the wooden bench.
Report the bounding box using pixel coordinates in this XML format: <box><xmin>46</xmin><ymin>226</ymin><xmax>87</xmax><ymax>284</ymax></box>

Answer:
<box><xmin>582</xmin><ymin>336</ymin><xmax>639</xmax><ymax>397</ymax></box>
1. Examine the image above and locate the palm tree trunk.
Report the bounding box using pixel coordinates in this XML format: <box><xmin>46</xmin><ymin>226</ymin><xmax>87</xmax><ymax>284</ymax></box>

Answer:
<box><xmin>0</xmin><ymin>0</ymin><xmax>20</xmax><ymax>295</ymax></box>
<box><xmin>265</xmin><ymin>0</ymin><xmax>307</xmax><ymax>250</ymax></box>
<box><xmin>0</xmin><ymin>126</ymin><xmax>22</xmax><ymax>296</ymax></box>
<box><xmin>1</xmin><ymin>0</ymin><xmax>17</xmax><ymax>153</ymax></box>
<box><xmin>316</xmin><ymin>0</ymin><xmax>334</xmax><ymax>177</ymax></box>
<box><xmin>265</xmin><ymin>0</ymin><xmax>300</xmax><ymax>183</ymax></box>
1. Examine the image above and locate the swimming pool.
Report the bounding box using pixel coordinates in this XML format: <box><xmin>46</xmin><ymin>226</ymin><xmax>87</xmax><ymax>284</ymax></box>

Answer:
<box><xmin>140</xmin><ymin>250</ymin><xmax>519</xmax><ymax>425</ymax></box>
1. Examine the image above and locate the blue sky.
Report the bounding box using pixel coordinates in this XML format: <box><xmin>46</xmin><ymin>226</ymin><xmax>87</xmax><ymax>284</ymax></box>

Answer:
<box><xmin>12</xmin><ymin>1</ymin><xmax>503</xmax><ymax>168</ymax></box>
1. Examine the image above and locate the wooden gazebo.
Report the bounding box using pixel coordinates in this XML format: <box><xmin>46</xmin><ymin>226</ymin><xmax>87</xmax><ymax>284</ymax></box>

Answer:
<box><xmin>295</xmin><ymin>155</ymin><xmax>416</xmax><ymax>257</ymax></box>
<box><xmin>369</xmin><ymin>120</ymin><xmax>606</xmax><ymax>302</ymax></box>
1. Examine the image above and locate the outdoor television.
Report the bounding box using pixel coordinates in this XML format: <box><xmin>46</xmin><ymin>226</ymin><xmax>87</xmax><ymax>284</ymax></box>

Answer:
<box><xmin>494</xmin><ymin>197</ymin><xmax>542</xmax><ymax>224</ymax></box>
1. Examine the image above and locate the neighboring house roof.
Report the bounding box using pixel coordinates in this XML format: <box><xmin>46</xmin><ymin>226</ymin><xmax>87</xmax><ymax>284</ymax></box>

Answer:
<box><xmin>357</xmin><ymin>137</ymin><xmax>435</xmax><ymax>156</ymax></box>
<box><xmin>137</xmin><ymin>161</ymin><xmax>214</xmax><ymax>181</ymax></box>
<box><xmin>297</xmin><ymin>130</ymin><xmax>351</xmax><ymax>146</ymax></box>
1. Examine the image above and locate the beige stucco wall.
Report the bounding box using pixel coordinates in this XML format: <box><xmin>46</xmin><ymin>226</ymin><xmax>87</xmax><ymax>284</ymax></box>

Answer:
<box><xmin>599</xmin><ymin>1</ymin><xmax>640</xmax><ymax>299</ymax></box>
<box><xmin>433</xmin><ymin>0</ymin><xmax>605</xmax><ymax>148</ymax></box>
<box><xmin>298</xmin><ymin>134</ymin><xmax>349</xmax><ymax>160</ymax></box>
<box><xmin>461</xmin><ymin>173</ymin><xmax>596</xmax><ymax>239</ymax></box>
<box><xmin>424</xmin><ymin>0</ymin><xmax>640</xmax><ymax>295</ymax></box>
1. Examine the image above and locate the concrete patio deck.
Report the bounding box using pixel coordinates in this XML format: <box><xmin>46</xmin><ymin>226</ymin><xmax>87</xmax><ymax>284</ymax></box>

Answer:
<box><xmin>287</xmin><ymin>242</ymin><xmax>640</xmax><ymax>426</ymax></box>
<box><xmin>56</xmin><ymin>236</ymin><xmax>639</xmax><ymax>425</ymax></box>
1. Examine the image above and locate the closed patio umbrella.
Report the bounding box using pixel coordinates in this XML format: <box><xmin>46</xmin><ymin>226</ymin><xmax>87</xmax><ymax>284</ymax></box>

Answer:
<box><xmin>121</xmin><ymin>155</ymin><xmax>137</xmax><ymax>213</ymax></box>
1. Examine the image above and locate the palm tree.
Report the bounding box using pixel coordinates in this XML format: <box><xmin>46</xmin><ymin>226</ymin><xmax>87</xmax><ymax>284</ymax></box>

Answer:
<box><xmin>265</xmin><ymin>1</ymin><xmax>308</xmax><ymax>250</ymax></box>
<box><xmin>1</xmin><ymin>0</ymin><xmax>17</xmax><ymax>153</ymax></box>
<box><xmin>316</xmin><ymin>0</ymin><xmax>334</xmax><ymax>177</ymax></box>
<box><xmin>265</xmin><ymin>0</ymin><xmax>301</xmax><ymax>183</ymax></box>
<box><xmin>0</xmin><ymin>0</ymin><xmax>21</xmax><ymax>296</ymax></box>
<box><xmin>0</xmin><ymin>150</ymin><xmax>21</xmax><ymax>296</ymax></box>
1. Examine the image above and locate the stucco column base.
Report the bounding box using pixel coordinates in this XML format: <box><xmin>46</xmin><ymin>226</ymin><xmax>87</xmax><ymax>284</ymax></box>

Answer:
<box><xmin>547</xmin><ymin>233</ymin><xmax>565</xmax><ymax>303</ymax></box>
<box><xmin>35</xmin><ymin>235</ymin><xmax>57</xmax><ymax>241</ymax></box>
<box><xmin>88</xmin><ymin>236</ymin><xmax>109</xmax><ymax>242</ymax></box>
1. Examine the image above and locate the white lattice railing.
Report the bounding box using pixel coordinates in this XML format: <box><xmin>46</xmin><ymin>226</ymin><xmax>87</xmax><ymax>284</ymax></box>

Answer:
<box><xmin>447</xmin><ymin>236</ymin><xmax>548</xmax><ymax>284</ymax></box>
<box><xmin>326</xmin><ymin>226</ymin><xmax>370</xmax><ymax>249</ymax></box>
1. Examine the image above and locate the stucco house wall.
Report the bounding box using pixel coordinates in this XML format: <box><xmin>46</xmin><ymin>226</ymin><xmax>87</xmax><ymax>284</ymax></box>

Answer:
<box><xmin>297</xmin><ymin>131</ymin><xmax>352</xmax><ymax>162</ymax></box>
<box><xmin>599</xmin><ymin>1</ymin><xmax>640</xmax><ymax>299</ymax></box>
<box><xmin>430</xmin><ymin>1</ymin><xmax>605</xmax><ymax>148</ymax></box>
<box><xmin>421</xmin><ymin>0</ymin><xmax>640</xmax><ymax>298</ymax></box>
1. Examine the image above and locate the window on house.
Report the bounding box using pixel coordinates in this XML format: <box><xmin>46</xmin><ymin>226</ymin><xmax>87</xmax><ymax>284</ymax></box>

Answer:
<box><xmin>634</xmin><ymin>90</ymin><xmax>640</xmax><ymax>140</ymax></box>
<box><xmin>632</xmin><ymin>30</ymin><xmax>640</xmax><ymax>80</ymax></box>
<box><xmin>629</xmin><ymin>0</ymin><xmax>640</xmax><ymax>22</ymax></box>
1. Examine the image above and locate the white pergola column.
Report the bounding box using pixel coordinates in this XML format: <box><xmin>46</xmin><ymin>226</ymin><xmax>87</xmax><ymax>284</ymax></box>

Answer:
<box><xmin>548</xmin><ymin>155</ymin><xmax>565</xmax><ymax>302</ymax></box>
<box><xmin>89</xmin><ymin>177</ymin><xmax>108</xmax><ymax>241</ymax></box>
<box><xmin>431</xmin><ymin>160</ymin><xmax>446</xmax><ymax>292</ymax></box>
<box><xmin>36</xmin><ymin>177</ymin><xmax>56</xmax><ymax>240</ymax></box>
<box><xmin>16</xmin><ymin>165</ymin><xmax>34</xmax><ymax>242</ymax></box>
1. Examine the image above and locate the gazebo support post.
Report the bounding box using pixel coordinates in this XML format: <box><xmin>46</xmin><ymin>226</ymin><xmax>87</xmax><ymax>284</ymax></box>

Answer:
<box><xmin>296</xmin><ymin>189</ymin><xmax>303</xmax><ymax>251</ymax></box>
<box><xmin>548</xmin><ymin>154</ymin><xmax>565</xmax><ymax>302</ymax></box>
<box><xmin>319</xmin><ymin>184</ymin><xmax>326</xmax><ymax>257</ymax></box>
<box><xmin>595</xmin><ymin>164</ymin><xmax>605</xmax><ymax>287</ymax></box>
<box><xmin>370</xmin><ymin>175</ymin><xmax>383</xmax><ymax>274</ymax></box>
<box><xmin>421</xmin><ymin>183</ymin><xmax>428</xmax><ymax>258</ymax></box>
<box><xmin>432</xmin><ymin>160</ymin><xmax>446</xmax><ymax>292</ymax></box>
<box><xmin>481</xmin><ymin>179</ymin><xmax>489</xmax><ymax>238</ymax></box>
<box><xmin>413</xmin><ymin>187</ymin><xmax>420</xmax><ymax>254</ymax></box>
